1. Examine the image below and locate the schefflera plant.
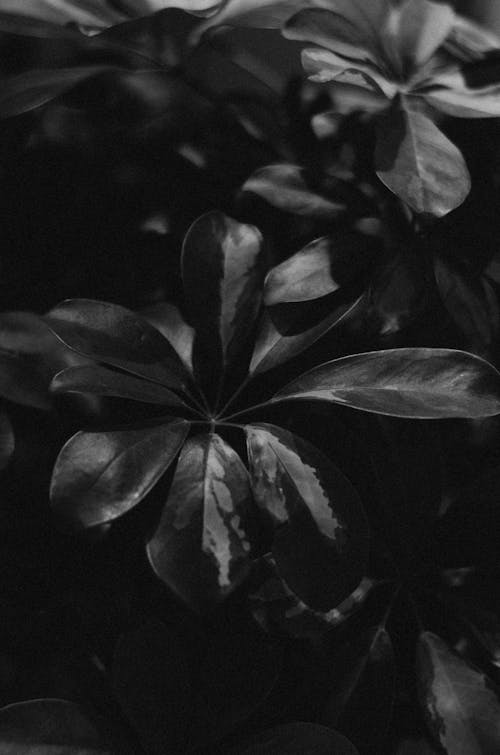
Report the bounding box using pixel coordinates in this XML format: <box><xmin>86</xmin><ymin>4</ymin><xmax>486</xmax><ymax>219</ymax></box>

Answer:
<box><xmin>46</xmin><ymin>211</ymin><xmax>500</xmax><ymax>613</ymax></box>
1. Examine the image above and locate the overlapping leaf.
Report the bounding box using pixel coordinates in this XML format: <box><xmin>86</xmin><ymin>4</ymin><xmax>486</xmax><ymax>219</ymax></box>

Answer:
<box><xmin>51</xmin><ymin>419</ymin><xmax>190</xmax><ymax>528</ymax></box>
<box><xmin>276</xmin><ymin>348</ymin><xmax>500</xmax><ymax>419</ymax></box>
<box><xmin>417</xmin><ymin>631</ymin><xmax>500</xmax><ymax>754</ymax></box>
<box><xmin>47</xmin><ymin>299</ymin><xmax>188</xmax><ymax>390</ymax></box>
<box><xmin>245</xmin><ymin>423</ymin><xmax>368</xmax><ymax>610</ymax></box>
<box><xmin>147</xmin><ymin>433</ymin><xmax>255</xmax><ymax>609</ymax></box>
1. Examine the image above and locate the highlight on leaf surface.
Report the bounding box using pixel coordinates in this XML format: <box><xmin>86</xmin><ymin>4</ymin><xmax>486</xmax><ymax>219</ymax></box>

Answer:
<box><xmin>245</xmin><ymin>423</ymin><xmax>368</xmax><ymax>610</ymax></box>
<box><xmin>417</xmin><ymin>631</ymin><xmax>500</xmax><ymax>754</ymax></box>
<box><xmin>50</xmin><ymin>420</ymin><xmax>190</xmax><ymax>529</ymax></box>
<box><xmin>276</xmin><ymin>348</ymin><xmax>500</xmax><ymax>419</ymax></box>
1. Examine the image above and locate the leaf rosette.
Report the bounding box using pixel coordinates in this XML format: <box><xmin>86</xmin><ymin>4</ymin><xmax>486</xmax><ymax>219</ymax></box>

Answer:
<box><xmin>47</xmin><ymin>211</ymin><xmax>500</xmax><ymax>611</ymax></box>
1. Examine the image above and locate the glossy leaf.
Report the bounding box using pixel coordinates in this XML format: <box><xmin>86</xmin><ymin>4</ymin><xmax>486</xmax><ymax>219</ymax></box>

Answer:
<box><xmin>141</xmin><ymin>302</ymin><xmax>195</xmax><ymax>374</ymax></box>
<box><xmin>0</xmin><ymin>698</ymin><xmax>112</xmax><ymax>754</ymax></box>
<box><xmin>375</xmin><ymin>99</ymin><xmax>470</xmax><ymax>217</ymax></box>
<box><xmin>147</xmin><ymin>433</ymin><xmax>254</xmax><ymax>609</ymax></box>
<box><xmin>417</xmin><ymin>631</ymin><xmax>500</xmax><ymax>754</ymax></box>
<box><xmin>51</xmin><ymin>420</ymin><xmax>189</xmax><ymax>529</ymax></box>
<box><xmin>422</xmin><ymin>70</ymin><xmax>500</xmax><ymax>119</ymax></box>
<box><xmin>47</xmin><ymin>299</ymin><xmax>187</xmax><ymax>390</ymax></box>
<box><xmin>249</xmin><ymin>295</ymin><xmax>363</xmax><ymax>376</ymax></box>
<box><xmin>323</xmin><ymin>625</ymin><xmax>395</xmax><ymax>751</ymax></box>
<box><xmin>0</xmin><ymin>413</ymin><xmax>14</xmax><ymax>471</ymax></box>
<box><xmin>242</xmin><ymin>163</ymin><xmax>368</xmax><ymax>218</ymax></box>
<box><xmin>228</xmin><ymin>722</ymin><xmax>359</xmax><ymax>754</ymax></box>
<box><xmin>245</xmin><ymin>424</ymin><xmax>368</xmax><ymax>610</ymax></box>
<box><xmin>444</xmin><ymin>14</ymin><xmax>500</xmax><ymax>61</ymax></box>
<box><xmin>0</xmin><ymin>67</ymin><xmax>120</xmax><ymax>119</ymax></box>
<box><xmin>51</xmin><ymin>364</ymin><xmax>190</xmax><ymax>410</ymax></box>
<box><xmin>113</xmin><ymin>621</ymin><xmax>191</xmax><ymax>755</ymax></box>
<box><xmin>181</xmin><ymin>212</ymin><xmax>263</xmax><ymax>378</ymax></box>
<box><xmin>300</xmin><ymin>46</ymin><xmax>397</xmax><ymax>98</ymax></box>
<box><xmin>276</xmin><ymin>348</ymin><xmax>500</xmax><ymax>419</ymax></box>
<box><xmin>264</xmin><ymin>233</ymin><xmax>374</xmax><ymax>305</ymax></box>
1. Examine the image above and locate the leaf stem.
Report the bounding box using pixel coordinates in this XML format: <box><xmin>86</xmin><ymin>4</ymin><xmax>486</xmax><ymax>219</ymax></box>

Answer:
<box><xmin>216</xmin><ymin>375</ymin><xmax>252</xmax><ymax>419</ymax></box>
<box><xmin>221</xmin><ymin>397</ymin><xmax>279</xmax><ymax>423</ymax></box>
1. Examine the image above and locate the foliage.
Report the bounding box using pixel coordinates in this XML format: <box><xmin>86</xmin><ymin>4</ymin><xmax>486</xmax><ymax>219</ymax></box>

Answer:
<box><xmin>0</xmin><ymin>1</ymin><xmax>500</xmax><ymax>754</ymax></box>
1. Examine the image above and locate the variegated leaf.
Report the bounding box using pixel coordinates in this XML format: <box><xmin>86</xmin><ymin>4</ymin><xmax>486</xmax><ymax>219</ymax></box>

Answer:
<box><xmin>418</xmin><ymin>631</ymin><xmax>500</xmax><ymax>754</ymax></box>
<box><xmin>147</xmin><ymin>433</ymin><xmax>254</xmax><ymax>609</ymax></box>
<box><xmin>275</xmin><ymin>348</ymin><xmax>500</xmax><ymax>419</ymax></box>
<box><xmin>375</xmin><ymin>99</ymin><xmax>470</xmax><ymax>217</ymax></box>
<box><xmin>245</xmin><ymin>424</ymin><xmax>368</xmax><ymax>610</ymax></box>
<box><xmin>46</xmin><ymin>299</ymin><xmax>188</xmax><ymax>391</ymax></box>
<box><xmin>181</xmin><ymin>212</ymin><xmax>263</xmax><ymax>395</ymax></box>
<box><xmin>51</xmin><ymin>420</ymin><xmax>190</xmax><ymax>528</ymax></box>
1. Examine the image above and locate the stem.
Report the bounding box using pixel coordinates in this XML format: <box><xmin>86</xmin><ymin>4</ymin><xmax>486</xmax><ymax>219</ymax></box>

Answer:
<box><xmin>221</xmin><ymin>397</ymin><xmax>278</xmax><ymax>423</ymax></box>
<box><xmin>216</xmin><ymin>375</ymin><xmax>251</xmax><ymax>419</ymax></box>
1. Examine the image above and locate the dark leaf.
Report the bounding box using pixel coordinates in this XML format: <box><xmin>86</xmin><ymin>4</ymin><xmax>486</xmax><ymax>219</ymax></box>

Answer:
<box><xmin>264</xmin><ymin>233</ymin><xmax>374</xmax><ymax>305</ymax></box>
<box><xmin>147</xmin><ymin>433</ymin><xmax>255</xmax><ymax>609</ymax></box>
<box><xmin>251</xmin><ymin>558</ymin><xmax>373</xmax><ymax>638</ymax></box>
<box><xmin>0</xmin><ymin>11</ymin><xmax>82</xmax><ymax>38</ymax></box>
<box><xmin>51</xmin><ymin>364</ymin><xmax>190</xmax><ymax>411</ymax></box>
<box><xmin>323</xmin><ymin>625</ymin><xmax>395</xmax><ymax>751</ymax></box>
<box><xmin>113</xmin><ymin>621</ymin><xmax>191</xmax><ymax>755</ymax></box>
<box><xmin>0</xmin><ymin>698</ymin><xmax>113</xmax><ymax>754</ymax></box>
<box><xmin>0</xmin><ymin>413</ymin><xmax>14</xmax><ymax>471</ymax></box>
<box><xmin>47</xmin><ymin>299</ymin><xmax>188</xmax><ymax>390</ymax></box>
<box><xmin>276</xmin><ymin>348</ymin><xmax>500</xmax><ymax>419</ymax></box>
<box><xmin>375</xmin><ymin>99</ymin><xmax>470</xmax><ymax>217</ymax></box>
<box><xmin>192</xmin><ymin>620</ymin><xmax>283</xmax><ymax>747</ymax></box>
<box><xmin>249</xmin><ymin>295</ymin><xmax>363</xmax><ymax>376</ymax></box>
<box><xmin>245</xmin><ymin>424</ymin><xmax>368</xmax><ymax>610</ymax></box>
<box><xmin>435</xmin><ymin>257</ymin><xmax>499</xmax><ymax>349</ymax></box>
<box><xmin>181</xmin><ymin>212</ymin><xmax>263</xmax><ymax>382</ymax></box>
<box><xmin>50</xmin><ymin>419</ymin><xmax>190</xmax><ymax>529</ymax></box>
<box><xmin>0</xmin><ymin>352</ymin><xmax>52</xmax><ymax>410</ymax></box>
<box><xmin>0</xmin><ymin>67</ymin><xmax>121</xmax><ymax>119</ymax></box>
<box><xmin>227</xmin><ymin>722</ymin><xmax>359</xmax><ymax>754</ymax></box>
<box><xmin>417</xmin><ymin>631</ymin><xmax>500</xmax><ymax>754</ymax></box>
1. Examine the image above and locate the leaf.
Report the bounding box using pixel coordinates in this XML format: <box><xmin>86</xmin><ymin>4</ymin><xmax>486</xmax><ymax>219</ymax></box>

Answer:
<box><xmin>417</xmin><ymin>631</ymin><xmax>500</xmax><ymax>754</ymax></box>
<box><xmin>382</xmin><ymin>0</ymin><xmax>455</xmax><ymax>71</ymax></box>
<box><xmin>0</xmin><ymin>0</ymin><xmax>218</xmax><ymax>29</ymax></box>
<box><xmin>245</xmin><ymin>424</ymin><xmax>368</xmax><ymax>610</ymax></box>
<box><xmin>251</xmin><ymin>559</ymin><xmax>373</xmax><ymax>638</ymax></box>
<box><xmin>276</xmin><ymin>348</ymin><xmax>500</xmax><ymax>419</ymax></box>
<box><xmin>191</xmin><ymin>618</ymin><xmax>283</xmax><ymax>748</ymax></box>
<box><xmin>0</xmin><ymin>67</ymin><xmax>120</xmax><ymax>119</ymax></box>
<box><xmin>300</xmin><ymin>47</ymin><xmax>397</xmax><ymax>98</ymax></box>
<box><xmin>141</xmin><ymin>302</ymin><xmax>195</xmax><ymax>374</ymax></box>
<box><xmin>113</xmin><ymin>621</ymin><xmax>191</xmax><ymax>755</ymax></box>
<box><xmin>50</xmin><ymin>419</ymin><xmax>190</xmax><ymax>529</ymax></box>
<box><xmin>434</xmin><ymin>257</ymin><xmax>499</xmax><ymax>349</ymax></box>
<box><xmin>0</xmin><ymin>12</ymin><xmax>82</xmax><ymax>38</ymax></box>
<box><xmin>0</xmin><ymin>352</ymin><xmax>52</xmax><ymax>410</ymax></box>
<box><xmin>181</xmin><ymin>212</ymin><xmax>263</xmax><ymax>385</ymax></box>
<box><xmin>147</xmin><ymin>433</ymin><xmax>255</xmax><ymax>610</ymax></box>
<box><xmin>227</xmin><ymin>722</ymin><xmax>359</xmax><ymax>754</ymax></box>
<box><xmin>0</xmin><ymin>413</ymin><xmax>14</xmax><ymax>471</ymax></box>
<box><xmin>0</xmin><ymin>698</ymin><xmax>112</xmax><ymax>754</ymax></box>
<box><xmin>47</xmin><ymin>299</ymin><xmax>188</xmax><ymax>390</ymax></box>
<box><xmin>264</xmin><ymin>233</ymin><xmax>374</xmax><ymax>305</ymax></box>
<box><xmin>51</xmin><ymin>364</ymin><xmax>190</xmax><ymax>411</ymax></box>
<box><xmin>323</xmin><ymin>625</ymin><xmax>395</xmax><ymax>751</ymax></box>
<box><xmin>421</xmin><ymin>70</ymin><xmax>500</xmax><ymax>119</ymax></box>
<box><xmin>283</xmin><ymin>9</ymin><xmax>379</xmax><ymax>65</ymax></box>
<box><xmin>375</xmin><ymin>99</ymin><xmax>470</xmax><ymax>217</ymax></box>
<box><xmin>444</xmin><ymin>14</ymin><xmax>500</xmax><ymax>62</ymax></box>
<box><xmin>249</xmin><ymin>295</ymin><xmax>363</xmax><ymax>376</ymax></box>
